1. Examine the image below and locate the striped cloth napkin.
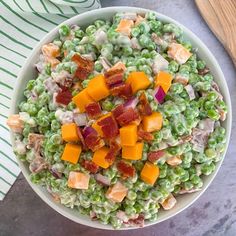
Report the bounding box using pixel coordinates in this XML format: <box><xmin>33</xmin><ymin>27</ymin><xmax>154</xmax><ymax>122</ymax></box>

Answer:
<box><xmin>0</xmin><ymin>0</ymin><xmax>101</xmax><ymax>200</ymax></box>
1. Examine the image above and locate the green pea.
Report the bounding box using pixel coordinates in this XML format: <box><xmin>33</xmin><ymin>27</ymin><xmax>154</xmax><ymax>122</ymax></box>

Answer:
<box><xmin>207</xmin><ymin>109</ymin><xmax>220</xmax><ymax>121</ymax></box>
<box><xmin>26</xmin><ymin>80</ymin><xmax>36</xmax><ymax>91</ymax></box>
<box><xmin>101</xmin><ymin>100</ymin><xmax>114</xmax><ymax>111</ymax></box>
<box><xmin>216</xmin><ymin>100</ymin><xmax>227</xmax><ymax>111</ymax></box>
<box><xmin>203</xmin><ymin>74</ymin><xmax>213</xmax><ymax>82</ymax></box>
<box><xmin>197</xmin><ymin>60</ymin><xmax>206</xmax><ymax>70</ymax></box>
<box><xmin>183</xmin><ymin>181</ymin><xmax>193</xmax><ymax>190</ymax></box>
<box><xmin>85</xmin><ymin>25</ymin><xmax>96</xmax><ymax>35</ymax></box>
<box><xmin>138</xmin><ymin>65</ymin><xmax>152</xmax><ymax>75</ymax></box>
<box><xmin>94</xmin><ymin>20</ymin><xmax>106</xmax><ymax>28</ymax></box>
<box><xmin>59</xmin><ymin>25</ymin><xmax>70</xmax><ymax>37</ymax></box>
<box><xmin>146</xmin><ymin>12</ymin><xmax>157</xmax><ymax>20</ymax></box>
<box><xmin>163</xmin><ymin>23</ymin><xmax>183</xmax><ymax>38</ymax></box>
<box><xmin>205</xmin><ymin>148</ymin><xmax>217</xmax><ymax>158</ymax></box>
<box><xmin>180</xmin><ymin>171</ymin><xmax>189</xmax><ymax>182</ymax></box>
<box><xmin>131</xmin><ymin>27</ymin><xmax>140</xmax><ymax>37</ymax></box>
<box><xmin>122</xmin><ymin>46</ymin><xmax>133</xmax><ymax>56</ymax></box>
<box><xmin>168</xmin><ymin>60</ymin><xmax>179</xmax><ymax>73</ymax></box>
<box><xmin>74</xmin><ymin>29</ymin><xmax>84</xmax><ymax>38</ymax></box>
<box><xmin>215</xmin><ymin>143</ymin><xmax>225</xmax><ymax>153</ymax></box>
<box><xmin>138</xmin><ymin>21</ymin><xmax>151</xmax><ymax>34</ymax></box>
<box><xmin>139</xmin><ymin>34</ymin><xmax>151</xmax><ymax>47</ymax></box>
<box><xmin>206</xmin><ymin>91</ymin><xmax>217</xmax><ymax>101</ymax></box>
<box><xmin>148</xmin><ymin>20</ymin><xmax>162</xmax><ymax>32</ymax></box>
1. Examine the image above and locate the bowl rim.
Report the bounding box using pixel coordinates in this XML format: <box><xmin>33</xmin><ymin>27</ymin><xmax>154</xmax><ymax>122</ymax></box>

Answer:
<box><xmin>10</xmin><ymin>6</ymin><xmax>232</xmax><ymax>230</ymax></box>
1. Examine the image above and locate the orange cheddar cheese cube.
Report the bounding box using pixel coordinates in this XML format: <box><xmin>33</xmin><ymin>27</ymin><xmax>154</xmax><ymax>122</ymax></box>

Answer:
<box><xmin>92</xmin><ymin>113</ymin><xmax>112</xmax><ymax>137</ymax></box>
<box><xmin>122</xmin><ymin>142</ymin><xmax>144</xmax><ymax>160</ymax></box>
<box><xmin>61</xmin><ymin>123</ymin><xmax>79</xmax><ymax>142</ymax></box>
<box><xmin>120</xmin><ymin>124</ymin><xmax>137</xmax><ymax>146</ymax></box>
<box><xmin>87</xmin><ymin>74</ymin><xmax>110</xmax><ymax>101</ymax></box>
<box><xmin>92</xmin><ymin>146</ymin><xmax>111</xmax><ymax>169</ymax></box>
<box><xmin>142</xmin><ymin>112</ymin><xmax>163</xmax><ymax>132</ymax></box>
<box><xmin>61</xmin><ymin>143</ymin><xmax>82</xmax><ymax>164</ymax></box>
<box><xmin>127</xmin><ymin>71</ymin><xmax>151</xmax><ymax>94</ymax></box>
<box><xmin>141</xmin><ymin>162</ymin><xmax>160</xmax><ymax>185</ymax></box>
<box><xmin>72</xmin><ymin>89</ymin><xmax>94</xmax><ymax>112</ymax></box>
<box><xmin>115</xmin><ymin>19</ymin><xmax>134</xmax><ymax>37</ymax></box>
<box><xmin>167</xmin><ymin>42</ymin><xmax>192</xmax><ymax>65</ymax></box>
<box><xmin>155</xmin><ymin>71</ymin><xmax>173</xmax><ymax>93</ymax></box>
<box><xmin>68</xmin><ymin>171</ymin><xmax>90</xmax><ymax>189</ymax></box>
<box><xmin>6</xmin><ymin>114</ymin><xmax>24</xmax><ymax>133</ymax></box>
<box><xmin>106</xmin><ymin>181</ymin><xmax>128</xmax><ymax>203</ymax></box>
<box><xmin>42</xmin><ymin>43</ymin><xmax>60</xmax><ymax>58</ymax></box>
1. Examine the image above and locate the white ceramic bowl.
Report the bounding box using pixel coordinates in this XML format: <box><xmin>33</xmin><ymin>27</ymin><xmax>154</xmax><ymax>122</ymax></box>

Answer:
<box><xmin>10</xmin><ymin>7</ymin><xmax>232</xmax><ymax>230</ymax></box>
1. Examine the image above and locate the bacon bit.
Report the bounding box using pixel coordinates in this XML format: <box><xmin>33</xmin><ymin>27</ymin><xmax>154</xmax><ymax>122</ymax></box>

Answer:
<box><xmin>71</xmin><ymin>54</ymin><xmax>94</xmax><ymax>80</ymax></box>
<box><xmin>198</xmin><ymin>67</ymin><xmax>210</xmax><ymax>76</ymax></box>
<box><xmin>85</xmin><ymin>102</ymin><xmax>102</xmax><ymax>119</ymax></box>
<box><xmin>81</xmin><ymin>160</ymin><xmax>99</xmax><ymax>173</ymax></box>
<box><xmin>104</xmin><ymin>69</ymin><xmax>124</xmax><ymax>88</ymax></box>
<box><xmin>138</xmin><ymin>129</ymin><xmax>154</xmax><ymax>142</ymax></box>
<box><xmin>76</xmin><ymin>126</ymin><xmax>87</xmax><ymax>149</ymax></box>
<box><xmin>112</xmin><ymin>104</ymin><xmax>126</xmax><ymax>119</ymax></box>
<box><xmin>138</xmin><ymin>92</ymin><xmax>152</xmax><ymax>116</ymax></box>
<box><xmin>148</xmin><ymin>150</ymin><xmax>165</xmax><ymax>162</ymax></box>
<box><xmin>111</xmin><ymin>83</ymin><xmax>133</xmax><ymax>99</ymax></box>
<box><xmin>84</xmin><ymin>132</ymin><xmax>105</xmax><ymax>152</ymax></box>
<box><xmin>127</xmin><ymin>214</ymin><xmax>145</xmax><ymax>227</ymax></box>
<box><xmin>55</xmin><ymin>87</ymin><xmax>72</xmax><ymax>105</ymax></box>
<box><xmin>98</xmin><ymin>116</ymin><xmax>119</xmax><ymax>139</ymax></box>
<box><xmin>117</xmin><ymin>161</ymin><xmax>136</xmax><ymax>178</ymax></box>
<box><xmin>116</xmin><ymin>108</ymin><xmax>139</xmax><ymax>126</ymax></box>
<box><xmin>105</xmin><ymin>140</ymin><xmax>121</xmax><ymax>164</ymax></box>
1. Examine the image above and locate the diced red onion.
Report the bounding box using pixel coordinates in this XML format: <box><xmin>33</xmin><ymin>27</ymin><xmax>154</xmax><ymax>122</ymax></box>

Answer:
<box><xmin>153</xmin><ymin>86</ymin><xmax>166</xmax><ymax>104</ymax></box>
<box><xmin>83</xmin><ymin>126</ymin><xmax>97</xmax><ymax>138</ymax></box>
<box><xmin>73</xmin><ymin>112</ymin><xmax>87</xmax><ymax>126</ymax></box>
<box><xmin>94</xmin><ymin>173</ymin><xmax>111</xmax><ymax>186</ymax></box>
<box><xmin>124</xmin><ymin>97</ymin><xmax>139</xmax><ymax>109</ymax></box>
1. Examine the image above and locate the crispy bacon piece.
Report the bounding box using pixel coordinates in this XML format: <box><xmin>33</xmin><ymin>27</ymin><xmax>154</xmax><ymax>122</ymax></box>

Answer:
<box><xmin>71</xmin><ymin>54</ymin><xmax>94</xmax><ymax>80</ymax></box>
<box><xmin>104</xmin><ymin>69</ymin><xmax>124</xmax><ymax>88</ymax></box>
<box><xmin>138</xmin><ymin>92</ymin><xmax>152</xmax><ymax>116</ymax></box>
<box><xmin>112</xmin><ymin>104</ymin><xmax>126</xmax><ymax>119</ymax></box>
<box><xmin>81</xmin><ymin>160</ymin><xmax>99</xmax><ymax>173</ymax></box>
<box><xmin>85</xmin><ymin>102</ymin><xmax>102</xmax><ymax>119</ymax></box>
<box><xmin>126</xmin><ymin>214</ymin><xmax>145</xmax><ymax>227</ymax></box>
<box><xmin>138</xmin><ymin>129</ymin><xmax>154</xmax><ymax>142</ymax></box>
<box><xmin>98</xmin><ymin>116</ymin><xmax>119</xmax><ymax>139</ymax></box>
<box><xmin>83</xmin><ymin>127</ymin><xmax>105</xmax><ymax>152</ymax></box>
<box><xmin>105</xmin><ymin>140</ymin><xmax>121</xmax><ymax>164</ymax></box>
<box><xmin>148</xmin><ymin>150</ymin><xmax>165</xmax><ymax>162</ymax></box>
<box><xmin>55</xmin><ymin>87</ymin><xmax>72</xmax><ymax>105</ymax></box>
<box><xmin>77</xmin><ymin>126</ymin><xmax>87</xmax><ymax>149</ymax></box>
<box><xmin>117</xmin><ymin>161</ymin><xmax>136</xmax><ymax>178</ymax></box>
<box><xmin>116</xmin><ymin>108</ymin><xmax>139</xmax><ymax>126</ymax></box>
<box><xmin>104</xmin><ymin>69</ymin><xmax>132</xmax><ymax>99</ymax></box>
<box><xmin>110</xmin><ymin>83</ymin><xmax>132</xmax><ymax>99</ymax></box>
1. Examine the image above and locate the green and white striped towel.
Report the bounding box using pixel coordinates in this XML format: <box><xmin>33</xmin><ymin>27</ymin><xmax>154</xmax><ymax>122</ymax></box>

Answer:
<box><xmin>0</xmin><ymin>0</ymin><xmax>101</xmax><ymax>201</ymax></box>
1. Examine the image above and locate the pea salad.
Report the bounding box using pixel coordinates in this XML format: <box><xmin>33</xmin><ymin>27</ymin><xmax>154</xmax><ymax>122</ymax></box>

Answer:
<box><xmin>7</xmin><ymin>12</ymin><xmax>228</xmax><ymax>228</ymax></box>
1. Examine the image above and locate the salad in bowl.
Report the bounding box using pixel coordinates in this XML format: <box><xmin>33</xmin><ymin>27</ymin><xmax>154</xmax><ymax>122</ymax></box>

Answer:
<box><xmin>7</xmin><ymin>10</ymin><xmax>229</xmax><ymax>229</ymax></box>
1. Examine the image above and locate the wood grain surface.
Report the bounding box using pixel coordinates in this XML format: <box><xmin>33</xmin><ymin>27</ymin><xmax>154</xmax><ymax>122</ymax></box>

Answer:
<box><xmin>195</xmin><ymin>0</ymin><xmax>236</xmax><ymax>66</ymax></box>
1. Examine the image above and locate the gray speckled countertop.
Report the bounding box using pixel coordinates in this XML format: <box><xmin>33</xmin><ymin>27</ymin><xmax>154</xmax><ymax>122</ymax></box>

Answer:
<box><xmin>0</xmin><ymin>0</ymin><xmax>235</xmax><ymax>236</ymax></box>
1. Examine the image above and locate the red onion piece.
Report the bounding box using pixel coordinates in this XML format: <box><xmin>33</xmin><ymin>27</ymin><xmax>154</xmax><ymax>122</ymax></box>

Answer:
<box><xmin>153</xmin><ymin>86</ymin><xmax>166</xmax><ymax>104</ymax></box>
<box><xmin>124</xmin><ymin>97</ymin><xmax>139</xmax><ymax>109</ymax></box>
<box><xmin>83</xmin><ymin>126</ymin><xmax>97</xmax><ymax>138</ymax></box>
<box><xmin>94</xmin><ymin>173</ymin><xmax>111</xmax><ymax>186</ymax></box>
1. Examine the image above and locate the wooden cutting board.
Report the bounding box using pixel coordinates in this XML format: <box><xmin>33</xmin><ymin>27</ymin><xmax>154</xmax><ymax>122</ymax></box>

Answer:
<box><xmin>195</xmin><ymin>0</ymin><xmax>236</xmax><ymax>66</ymax></box>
